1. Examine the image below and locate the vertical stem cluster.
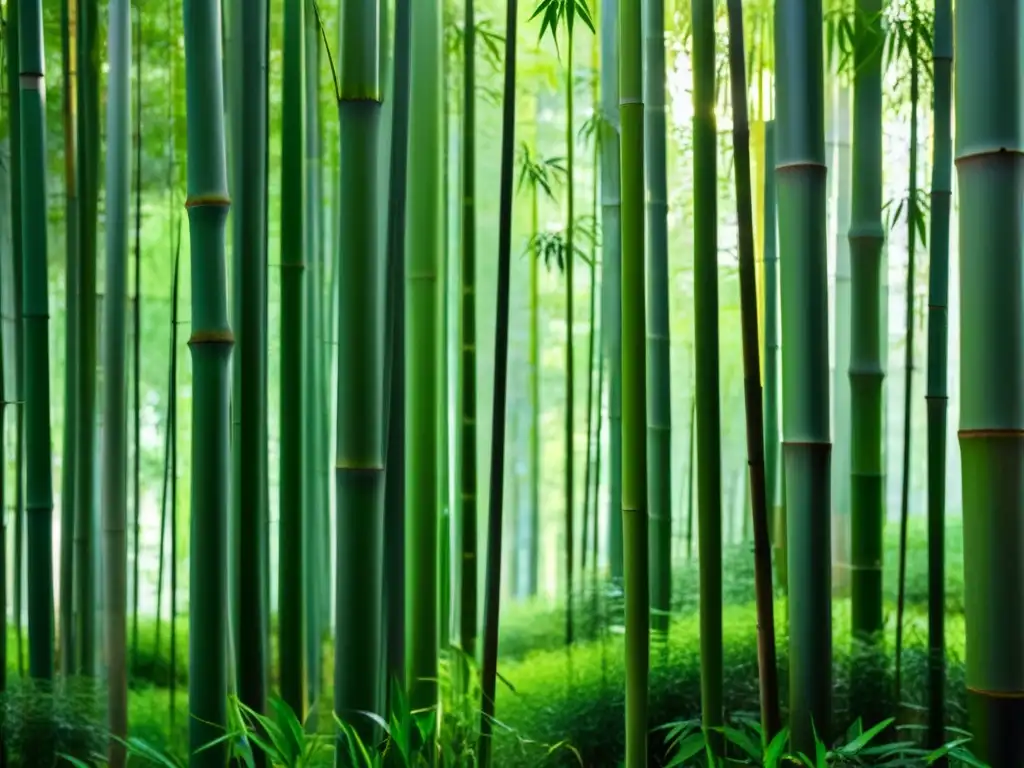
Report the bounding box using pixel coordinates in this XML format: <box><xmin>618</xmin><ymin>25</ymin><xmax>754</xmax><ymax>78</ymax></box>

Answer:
<box><xmin>925</xmin><ymin>0</ymin><xmax>951</xmax><ymax>752</ymax></box>
<box><xmin>643</xmin><ymin>0</ymin><xmax>671</xmax><ymax>639</ymax></box>
<box><xmin>619</xmin><ymin>0</ymin><xmax>649</xmax><ymax>759</ymax></box>
<box><xmin>955</xmin><ymin>1</ymin><xmax>1024</xmax><ymax>763</ymax></box>
<box><xmin>19</xmin><ymin>0</ymin><xmax>56</xmax><ymax>684</ymax></box>
<box><xmin>775</xmin><ymin>0</ymin><xmax>831</xmax><ymax>750</ymax></box>
<box><xmin>182</xmin><ymin>0</ymin><xmax>233</xmax><ymax>760</ymax></box>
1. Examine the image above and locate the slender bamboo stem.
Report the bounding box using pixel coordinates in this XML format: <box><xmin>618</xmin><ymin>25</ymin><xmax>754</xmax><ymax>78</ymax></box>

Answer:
<box><xmin>725</xmin><ymin>0</ymin><xmax>781</xmax><ymax>740</ymax></box>
<box><xmin>280</xmin><ymin>0</ymin><xmax>306</xmax><ymax>718</ymax></box>
<box><xmin>644</xmin><ymin>0</ymin><xmax>671</xmax><ymax>640</ymax></box>
<box><xmin>600</xmin><ymin>0</ymin><xmax>623</xmax><ymax>584</ymax></box>
<box><xmin>75</xmin><ymin>0</ymin><xmax>100</xmax><ymax>678</ymax></box>
<box><xmin>19</xmin><ymin>0</ymin><xmax>56</xmax><ymax>683</ymax></box>
<box><xmin>925</xmin><ymin>0</ymin><xmax>951</xmax><ymax>753</ymax></box>
<box><xmin>477</xmin><ymin>2</ymin><xmax>518</xmax><ymax>760</ymax></box>
<box><xmin>620</xmin><ymin>0</ymin><xmax>649</xmax><ymax>758</ymax></box>
<box><xmin>130</xmin><ymin>1</ymin><xmax>143</xmax><ymax>670</ymax></box>
<box><xmin>894</xmin><ymin>1</ymin><xmax>920</xmax><ymax>704</ymax></box>
<box><xmin>383</xmin><ymin>0</ymin><xmax>412</xmax><ymax>697</ymax></box>
<box><xmin>459</xmin><ymin>0</ymin><xmax>479</xmax><ymax>664</ymax></box>
<box><xmin>183</xmin><ymin>0</ymin><xmax>233</xmax><ymax>759</ymax></box>
<box><xmin>59</xmin><ymin>0</ymin><xmax>80</xmax><ymax>677</ymax></box>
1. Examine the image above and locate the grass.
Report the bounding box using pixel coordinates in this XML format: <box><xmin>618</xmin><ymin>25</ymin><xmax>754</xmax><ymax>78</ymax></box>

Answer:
<box><xmin>0</xmin><ymin>520</ymin><xmax>965</xmax><ymax>766</ymax></box>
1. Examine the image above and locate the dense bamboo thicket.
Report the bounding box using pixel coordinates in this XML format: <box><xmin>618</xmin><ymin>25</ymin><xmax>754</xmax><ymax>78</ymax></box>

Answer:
<box><xmin>0</xmin><ymin>0</ymin><xmax>1019</xmax><ymax>766</ymax></box>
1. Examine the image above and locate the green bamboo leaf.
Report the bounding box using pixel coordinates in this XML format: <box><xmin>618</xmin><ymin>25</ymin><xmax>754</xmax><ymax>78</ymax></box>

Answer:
<box><xmin>720</xmin><ymin>725</ymin><xmax>762</xmax><ymax>761</ymax></box>
<box><xmin>764</xmin><ymin>727</ymin><xmax>790</xmax><ymax>767</ymax></box>
<box><xmin>838</xmin><ymin>716</ymin><xmax>894</xmax><ymax>754</ymax></box>
<box><xmin>666</xmin><ymin>733</ymin><xmax>707</xmax><ymax>766</ymax></box>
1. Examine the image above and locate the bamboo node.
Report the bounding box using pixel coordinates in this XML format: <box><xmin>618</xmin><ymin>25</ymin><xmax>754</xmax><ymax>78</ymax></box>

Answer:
<box><xmin>958</xmin><ymin>428</ymin><xmax>1024</xmax><ymax>439</ymax></box>
<box><xmin>184</xmin><ymin>194</ymin><xmax>231</xmax><ymax>209</ymax></box>
<box><xmin>966</xmin><ymin>685</ymin><xmax>1024</xmax><ymax>699</ymax></box>
<box><xmin>18</xmin><ymin>73</ymin><xmax>44</xmax><ymax>89</ymax></box>
<box><xmin>188</xmin><ymin>329</ymin><xmax>234</xmax><ymax>346</ymax></box>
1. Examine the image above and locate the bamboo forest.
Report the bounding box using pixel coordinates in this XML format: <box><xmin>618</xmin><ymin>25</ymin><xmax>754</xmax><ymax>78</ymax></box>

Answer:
<box><xmin>0</xmin><ymin>0</ymin><xmax>1019</xmax><ymax>765</ymax></box>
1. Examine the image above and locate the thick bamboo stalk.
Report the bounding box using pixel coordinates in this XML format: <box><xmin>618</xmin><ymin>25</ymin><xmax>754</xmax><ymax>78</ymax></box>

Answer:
<box><xmin>925</xmin><ymin>0</ymin><xmax>951</xmax><ymax>752</ymax></box>
<box><xmin>7</xmin><ymin>0</ymin><xmax>25</xmax><ymax>681</ymax></box>
<box><xmin>849</xmin><ymin>0</ymin><xmax>885</xmax><ymax>644</ymax></box>
<box><xmin>19</xmin><ymin>0</ymin><xmax>56</xmax><ymax>683</ymax></box>
<box><xmin>619</xmin><ymin>0</ymin><xmax>649</xmax><ymax>759</ymax></box>
<box><xmin>775</xmin><ymin>0</ymin><xmax>832</xmax><ymax>750</ymax></box>
<box><xmin>405</xmin><ymin>0</ymin><xmax>442</xmax><ymax>735</ymax></box>
<box><xmin>691</xmin><ymin>0</ymin><xmax>722</xmax><ymax>751</ymax></box>
<box><xmin>643</xmin><ymin>0</ymin><xmax>671</xmax><ymax>640</ymax></box>
<box><xmin>102</xmin><ymin>0</ymin><xmax>131</xmax><ymax>759</ymax></box>
<box><xmin>228</xmin><ymin>0</ymin><xmax>270</xmax><ymax>730</ymax></box>
<box><xmin>182</xmin><ymin>0</ymin><xmax>233</xmax><ymax>760</ymax></box>
<box><xmin>336</xmin><ymin>0</ymin><xmax>386</xmax><ymax>743</ymax></box>
<box><xmin>955</xmin><ymin>1</ymin><xmax>1024</xmax><ymax>762</ymax></box>
<box><xmin>280</xmin><ymin>0</ymin><xmax>306</xmax><ymax>718</ymax></box>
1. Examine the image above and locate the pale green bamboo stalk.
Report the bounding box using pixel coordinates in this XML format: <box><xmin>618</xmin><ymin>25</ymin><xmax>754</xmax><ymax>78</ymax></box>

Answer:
<box><xmin>102</xmin><ymin>0</ymin><xmax>131</xmax><ymax>759</ymax></box>
<box><xmin>619</xmin><ymin>0</ymin><xmax>649</xmax><ymax>759</ymax></box>
<box><xmin>644</xmin><ymin>0</ymin><xmax>671</xmax><ymax>640</ymax></box>
<box><xmin>406</xmin><ymin>0</ymin><xmax>443</xmax><ymax>742</ymax></box>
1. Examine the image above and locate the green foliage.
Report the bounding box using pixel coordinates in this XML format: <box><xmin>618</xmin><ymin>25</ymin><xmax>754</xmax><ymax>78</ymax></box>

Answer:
<box><xmin>3</xmin><ymin>677</ymin><xmax>105</xmax><ymax>767</ymax></box>
<box><xmin>664</xmin><ymin>715</ymin><xmax>986</xmax><ymax>767</ymax></box>
<box><xmin>528</xmin><ymin>0</ymin><xmax>595</xmax><ymax>53</ymax></box>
